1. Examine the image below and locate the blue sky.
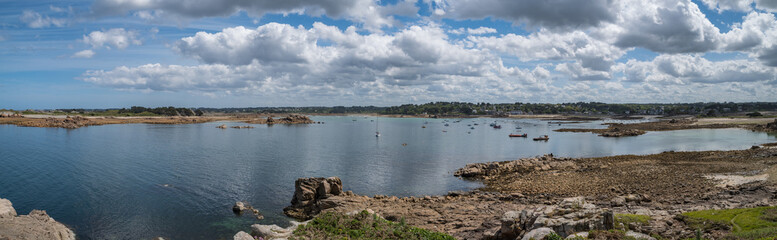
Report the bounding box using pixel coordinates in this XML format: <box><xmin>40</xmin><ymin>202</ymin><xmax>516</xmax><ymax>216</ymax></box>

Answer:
<box><xmin>1</xmin><ymin>0</ymin><xmax>776</xmax><ymax>109</ymax></box>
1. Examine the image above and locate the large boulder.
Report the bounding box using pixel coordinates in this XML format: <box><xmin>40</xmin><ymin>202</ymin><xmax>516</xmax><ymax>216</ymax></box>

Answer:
<box><xmin>495</xmin><ymin>197</ymin><xmax>614</xmax><ymax>239</ymax></box>
<box><xmin>0</xmin><ymin>198</ymin><xmax>75</xmax><ymax>240</ymax></box>
<box><xmin>233</xmin><ymin>201</ymin><xmax>248</xmax><ymax>213</ymax></box>
<box><xmin>625</xmin><ymin>230</ymin><xmax>657</xmax><ymax>240</ymax></box>
<box><xmin>283</xmin><ymin>177</ymin><xmax>344</xmax><ymax>219</ymax></box>
<box><xmin>521</xmin><ymin>227</ymin><xmax>555</xmax><ymax>240</ymax></box>
<box><xmin>233</xmin><ymin>231</ymin><xmax>253</xmax><ymax>240</ymax></box>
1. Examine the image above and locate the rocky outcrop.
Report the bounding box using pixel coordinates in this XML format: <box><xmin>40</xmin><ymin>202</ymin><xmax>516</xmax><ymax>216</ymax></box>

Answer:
<box><xmin>494</xmin><ymin>197</ymin><xmax>614</xmax><ymax>239</ymax></box>
<box><xmin>0</xmin><ymin>112</ymin><xmax>22</xmax><ymax>118</ymax></box>
<box><xmin>245</xmin><ymin>114</ymin><xmax>314</xmax><ymax>125</ymax></box>
<box><xmin>454</xmin><ymin>154</ymin><xmax>577</xmax><ymax>178</ymax></box>
<box><xmin>233</xmin><ymin>201</ymin><xmax>263</xmax><ymax>220</ymax></box>
<box><xmin>753</xmin><ymin>119</ymin><xmax>777</xmax><ymax>132</ymax></box>
<box><xmin>0</xmin><ymin>197</ymin><xmax>75</xmax><ymax>240</ymax></box>
<box><xmin>250</xmin><ymin>220</ymin><xmax>310</xmax><ymax>240</ymax></box>
<box><xmin>283</xmin><ymin>177</ymin><xmax>345</xmax><ymax>219</ymax></box>
<box><xmin>216</xmin><ymin>124</ymin><xmax>227</xmax><ymax>129</ymax></box>
<box><xmin>0</xmin><ymin>198</ymin><xmax>16</xmax><ymax>218</ymax></box>
<box><xmin>598</xmin><ymin>128</ymin><xmax>646</xmax><ymax>137</ymax></box>
<box><xmin>276</xmin><ymin>114</ymin><xmax>314</xmax><ymax>124</ymax></box>
<box><xmin>521</xmin><ymin>227</ymin><xmax>554</xmax><ymax>240</ymax></box>
<box><xmin>21</xmin><ymin>116</ymin><xmax>97</xmax><ymax>129</ymax></box>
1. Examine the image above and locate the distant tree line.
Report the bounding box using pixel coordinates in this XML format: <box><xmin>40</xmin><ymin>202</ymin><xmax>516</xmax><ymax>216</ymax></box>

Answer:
<box><xmin>55</xmin><ymin>106</ymin><xmax>203</xmax><ymax>116</ymax></box>
<box><xmin>117</xmin><ymin>106</ymin><xmax>203</xmax><ymax>116</ymax></box>
<box><xmin>47</xmin><ymin>102</ymin><xmax>777</xmax><ymax>117</ymax></box>
<box><xmin>380</xmin><ymin>102</ymin><xmax>777</xmax><ymax>116</ymax></box>
<box><xmin>197</xmin><ymin>106</ymin><xmax>385</xmax><ymax>114</ymax></box>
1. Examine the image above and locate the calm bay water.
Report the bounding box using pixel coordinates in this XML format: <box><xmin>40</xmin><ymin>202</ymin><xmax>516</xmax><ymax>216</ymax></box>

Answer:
<box><xmin>0</xmin><ymin>116</ymin><xmax>774</xmax><ymax>239</ymax></box>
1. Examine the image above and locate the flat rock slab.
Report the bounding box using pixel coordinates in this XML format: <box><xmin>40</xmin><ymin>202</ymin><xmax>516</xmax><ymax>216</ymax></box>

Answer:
<box><xmin>0</xmin><ymin>197</ymin><xmax>75</xmax><ymax>240</ymax></box>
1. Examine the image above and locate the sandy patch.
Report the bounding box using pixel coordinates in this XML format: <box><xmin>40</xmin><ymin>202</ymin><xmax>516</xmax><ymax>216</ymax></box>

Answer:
<box><xmin>694</xmin><ymin>118</ymin><xmax>775</xmax><ymax>125</ymax></box>
<box><xmin>706</xmin><ymin>173</ymin><xmax>768</xmax><ymax>188</ymax></box>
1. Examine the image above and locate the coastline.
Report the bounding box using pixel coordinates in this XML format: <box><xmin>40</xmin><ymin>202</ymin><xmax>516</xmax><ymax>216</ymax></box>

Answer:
<box><xmin>3</xmin><ymin>113</ymin><xmax>777</xmax><ymax>239</ymax></box>
<box><xmin>556</xmin><ymin>117</ymin><xmax>777</xmax><ymax>137</ymax></box>
<box><xmin>247</xmin><ymin>144</ymin><xmax>777</xmax><ymax>240</ymax></box>
<box><xmin>0</xmin><ymin>114</ymin><xmax>316</xmax><ymax>129</ymax></box>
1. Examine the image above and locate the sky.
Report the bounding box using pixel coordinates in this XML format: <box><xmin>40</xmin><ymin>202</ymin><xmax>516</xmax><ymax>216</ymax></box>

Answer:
<box><xmin>1</xmin><ymin>0</ymin><xmax>777</xmax><ymax>109</ymax></box>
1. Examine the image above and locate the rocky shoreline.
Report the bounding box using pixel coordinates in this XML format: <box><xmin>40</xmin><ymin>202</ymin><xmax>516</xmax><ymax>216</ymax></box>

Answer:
<box><xmin>556</xmin><ymin>117</ymin><xmax>777</xmax><ymax>137</ymax></box>
<box><xmin>0</xmin><ymin>197</ymin><xmax>75</xmax><ymax>240</ymax></box>
<box><xmin>240</xmin><ymin>145</ymin><xmax>777</xmax><ymax>240</ymax></box>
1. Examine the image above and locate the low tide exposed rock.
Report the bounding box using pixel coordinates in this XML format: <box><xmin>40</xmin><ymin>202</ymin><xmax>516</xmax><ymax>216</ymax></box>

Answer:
<box><xmin>521</xmin><ymin>227</ymin><xmax>555</xmax><ymax>240</ymax></box>
<box><xmin>232</xmin><ymin>202</ymin><xmax>247</xmax><ymax>213</ymax></box>
<box><xmin>232</xmin><ymin>201</ymin><xmax>263</xmax><ymax>220</ymax></box>
<box><xmin>283</xmin><ymin>177</ymin><xmax>344</xmax><ymax>220</ymax></box>
<box><xmin>216</xmin><ymin>124</ymin><xmax>227</xmax><ymax>129</ymax></box>
<box><xmin>0</xmin><ymin>197</ymin><xmax>75</xmax><ymax>240</ymax></box>
<box><xmin>454</xmin><ymin>154</ymin><xmax>577</xmax><ymax>178</ymax></box>
<box><xmin>0</xmin><ymin>112</ymin><xmax>22</xmax><ymax>118</ymax></box>
<box><xmin>22</xmin><ymin>116</ymin><xmax>97</xmax><ymax>129</ymax></box>
<box><xmin>251</xmin><ymin>220</ymin><xmax>309</xmax><ymax>240</ymax></box>
<box><xmin>752</xmin><ymin>119</ymin><xmax>777</xmax><ymax>132</ymax></box>
<box><xmin>598</xmin><ymin>128</ymin><xmax>646</xmax><ymax>137</ymax></box>
<box><xmin>277</xmin><ymin>114</ymin><xmax>314</xmax><ymax>124</ymax></box>
<box><xmin>248</xmin><ymin>114</ymin><xmax>314</xmax><ymax>125</ymax></box>
<box><xmin>495</xmin><ymin>197</ymin><xmax>614</xmax><ymax>239</ymax></box>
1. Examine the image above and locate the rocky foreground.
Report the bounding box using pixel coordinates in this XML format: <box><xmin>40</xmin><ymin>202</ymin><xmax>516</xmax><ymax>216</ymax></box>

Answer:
<box><xmin>0</xmin><ymin>197</ymin><xmax>75</xmax><ymax>240</ymax></box>
<box><xmin>240</xmin><ymin>145</ymin><xmax>777</xmax><ymax>240</ymax></box>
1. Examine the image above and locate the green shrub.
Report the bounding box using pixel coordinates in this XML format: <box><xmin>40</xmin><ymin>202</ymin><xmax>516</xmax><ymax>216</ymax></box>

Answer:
<box><xmin>291</xmin><ymin>211</ymin><xmax>454</xmax><ymax>240</ymax></box>
<box><xmin>543</xmin><ymin>232</ymin><xmax>564</xmax><ymax>240</ymax></box>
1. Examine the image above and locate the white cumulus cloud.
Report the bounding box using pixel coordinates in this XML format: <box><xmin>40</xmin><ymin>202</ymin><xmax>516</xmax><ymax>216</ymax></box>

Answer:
<box><xmin>82</xmin><ymin>28</ymin><xmax>142</xmax><ymax>50</ymax></box>
<box><xmin>72</xmin><ymin>49</ymin><xmax>95</xmax><ymax>58</ymax></box>
<box><xmin>20</xmin><ymin>10</ymin><xmax>67</xmax><ymax>28</ymax></box>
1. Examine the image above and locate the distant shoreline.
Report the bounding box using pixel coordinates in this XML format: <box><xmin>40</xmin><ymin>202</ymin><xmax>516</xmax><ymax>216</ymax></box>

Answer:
<box><xmin>0</xmin><ymin>114</ymin><xmax>316</xmax><ymax>129</ymax></box>
<box><xmin>2</xmin><ymin>113</ymin><xmax>775</xmax><ymax>134</ymax></box>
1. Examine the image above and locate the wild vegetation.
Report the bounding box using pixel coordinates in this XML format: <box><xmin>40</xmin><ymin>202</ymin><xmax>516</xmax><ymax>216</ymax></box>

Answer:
<box><xmin>290</xmin><ymin>210</ymin><xmax>454</xmax><ymax>240</ymax></box>
<box><xmin>681</xmin><ymin>206</ymin><xmax>777</xmax><ymax>239</ymax></box>
<box><xmin>615</xmin><ymin>214</ymin><xmax>651</xmax><ymax>231</ymax></box>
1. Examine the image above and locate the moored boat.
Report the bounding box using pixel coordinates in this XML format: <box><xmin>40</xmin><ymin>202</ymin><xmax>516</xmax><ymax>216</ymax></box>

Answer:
<box><xmin>533</xmin><ymin>135</ymin><xmax>549</xmax><ymax>141</ymax></box>
<box><xmin>509</xmin><ymin>133</ymin><xmax>527</xmax><ymax>137</ymax></box>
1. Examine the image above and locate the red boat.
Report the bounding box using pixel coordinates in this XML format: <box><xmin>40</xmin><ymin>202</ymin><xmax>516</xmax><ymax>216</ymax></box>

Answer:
<box><xmin>509</xmin><ymin>133</ymin><xmax>527</xmax><ymax>137</ymax></box>
<box><xmin>493</xmin><ymin>125</ymin><xmax>501</xmax><ymax>129</ymax></box>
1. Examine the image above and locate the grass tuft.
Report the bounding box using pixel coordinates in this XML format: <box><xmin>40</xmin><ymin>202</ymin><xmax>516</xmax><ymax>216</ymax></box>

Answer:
<box><xmin>681</xmin><ymin>206</ymin><xmax>777</xmax><ymax>240</ymax></box>
<box><xmin>290</xmin><ymin>210</ymin><xmax>454</xmax><ymax>240</ymax></box>
<box><xmin>615</xmin><ymin>213</ymin><xmax>651</xmax><ymax>230</ymax></box>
